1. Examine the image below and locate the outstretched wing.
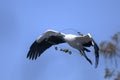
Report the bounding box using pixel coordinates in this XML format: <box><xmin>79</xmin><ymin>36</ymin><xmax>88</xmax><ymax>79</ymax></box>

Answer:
<box><xmin>76</xmin><ymin>33</ymin><xmax>99</xmax><ymax>68</ymax></box>
<box><xmin>27</xmin><ymin>40</ymin><xmax>53</xmax><ymax>60</ymax></box>
<box><xmin>92</xmin><ymin>39</ymin><xmax>99</xmax><ymax>68</ymax></box>
<box><xmin>27</xmin><ymin>30</ymin><xmax>65</xmax><ymax>60</ymax></box>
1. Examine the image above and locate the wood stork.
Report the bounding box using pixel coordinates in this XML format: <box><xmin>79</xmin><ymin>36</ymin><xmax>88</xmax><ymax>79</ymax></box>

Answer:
<box><xmin>27</xmin><ymin>29</ymin><xmax>99</xmax><ymax>68</ymax></box>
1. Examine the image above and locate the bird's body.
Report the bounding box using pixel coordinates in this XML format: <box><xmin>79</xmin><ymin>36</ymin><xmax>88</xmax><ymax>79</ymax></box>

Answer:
<box><xmin>66</xmin><ymin>34</ymin><xmax>93</xmax><ymax>48</ymax></box>
<box><xmin>27</xmin><ymin>29</ymin><xmax>99</xmax><ymax>68</ymax></box>
<box><xmin>64</xmin><ymin>34</ymin><xmax>79</xmax><ymax>49</ymax></box>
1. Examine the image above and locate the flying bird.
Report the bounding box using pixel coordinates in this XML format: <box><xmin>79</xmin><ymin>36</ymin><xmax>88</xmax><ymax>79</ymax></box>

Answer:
<box><xmin>27</xmin><ymin>29</ymin><xmax>99</xmax><ymax>68</ymax></box>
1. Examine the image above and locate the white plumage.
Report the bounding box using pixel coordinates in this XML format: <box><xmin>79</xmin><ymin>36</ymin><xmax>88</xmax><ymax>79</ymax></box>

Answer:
<box><xmin>27</xmin><ymin>29</ymin><xmax>99</xmax><ymax>68</ymax></box>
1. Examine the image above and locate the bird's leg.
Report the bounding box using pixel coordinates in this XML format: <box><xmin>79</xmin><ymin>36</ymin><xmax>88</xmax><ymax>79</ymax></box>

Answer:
<box><xmin>54</xmin><ymin>46</ymin><xmax>72</xmax><ymax>55</ymax></box>
<box><xmin>83</xmin><ymin>47</ymin><xmax>91</xmax><ymax>52</ymax></box>
<box><xmin>79</xmin><ymin>50</ymin><xmax>92</xmax><ymax>65</ymax></box>
<box><xmin>79</xmin><ymin>48</ymin><xmax>90</xmax><ymax>55</ymax></box>
<box><xmin>60</xmin><ymin>48</ymin><xmax>72</xmax><ymax>55</ymax></box>
<box><xmin>79</xmin><ymin>50</ymin><xmax>84</xmax><ymax>55</ymax></box>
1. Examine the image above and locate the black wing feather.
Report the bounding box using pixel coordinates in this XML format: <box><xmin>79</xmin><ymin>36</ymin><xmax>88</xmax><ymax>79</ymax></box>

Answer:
<box><xmin>27</xmin><ymin>36</ymin><xmax>65</xmax><ymax>60</ymax></box>
<box><xmin>47</xmin><ymin>36</ymin><xmax>65</xmax><ymax>44</ymax></box>
<box><xmin>27</xmin><ymin>40</ymin><xmax>52</xmax><ymax>60</ymax></box>
<box><xmin>92</xmin><ymin>39</ymin><xmax>99</xmax><ymax>68</ymax></box>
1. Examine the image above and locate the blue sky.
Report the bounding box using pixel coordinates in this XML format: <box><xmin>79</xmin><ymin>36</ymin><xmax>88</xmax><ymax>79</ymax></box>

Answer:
<box><xmin>0</xmin><ymin>0</ymin><xmax>120</xmax><ymax>80</ymax></box>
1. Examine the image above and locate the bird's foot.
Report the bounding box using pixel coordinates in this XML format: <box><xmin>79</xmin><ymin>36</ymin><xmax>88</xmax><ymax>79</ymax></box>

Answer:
<box><xmin>54</xmin><ymin>46</ymin><xmax>58</xmax><ymax>50</ymax></box>
<box><xmin>54</xmin><ymin>46</ymin><xmax>72</xmax><ymax>55</ymax></box>
<box><xmin>60</xmin><ymin>48</ymin><xmax>72</xmax><ymax>55</ymax></box>
<box><xmin>79</xmin><ymin>50</ymin><xmax>84</xmax><ymax>56</ymax></box>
